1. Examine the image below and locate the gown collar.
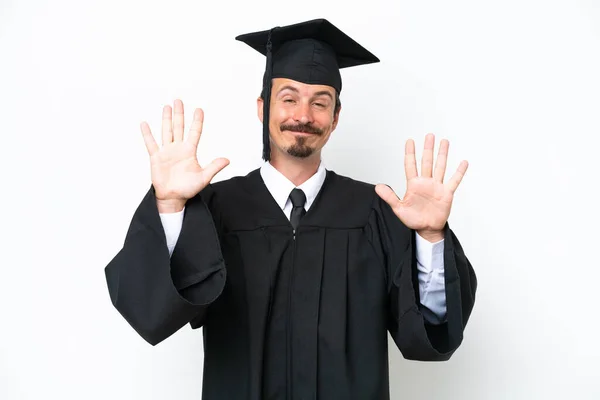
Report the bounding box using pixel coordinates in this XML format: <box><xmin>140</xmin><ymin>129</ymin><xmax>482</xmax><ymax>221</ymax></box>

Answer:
<box><xmin>259</xmin><ymin>161</ymin><xmax>327</xmax><ymax>212</ymax></box>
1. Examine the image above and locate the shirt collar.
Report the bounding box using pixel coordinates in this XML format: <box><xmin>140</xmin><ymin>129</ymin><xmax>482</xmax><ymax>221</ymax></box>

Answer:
<box><xmin>260</xmin><ymin>161</ymin><xmax>327</xmax><ymax>211</ymax></box>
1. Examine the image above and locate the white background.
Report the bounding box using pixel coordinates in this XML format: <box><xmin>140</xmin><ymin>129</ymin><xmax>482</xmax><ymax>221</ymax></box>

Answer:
<box><xmin>1</xmin><ymin>0</ymin><xmax>599</xmax><ymax>399</ymax></box>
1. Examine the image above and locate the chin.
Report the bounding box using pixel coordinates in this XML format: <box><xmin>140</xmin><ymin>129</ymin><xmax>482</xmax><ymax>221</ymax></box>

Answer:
<box><xmin>287</xmin><ymin>148</ymin><xmax>314</xmax><ymax>158</ymax></box>
<box><xmin>286</xmin><ymin>142</ymin><xmax>317</xmax><ymax>158</ymax></box>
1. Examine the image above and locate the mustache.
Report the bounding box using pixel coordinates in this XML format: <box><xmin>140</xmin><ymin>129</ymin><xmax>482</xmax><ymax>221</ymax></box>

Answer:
<box><xmin>280</xmin><ymin>123</ymin><xmax>323</xmax><ymax>135</ymax></box>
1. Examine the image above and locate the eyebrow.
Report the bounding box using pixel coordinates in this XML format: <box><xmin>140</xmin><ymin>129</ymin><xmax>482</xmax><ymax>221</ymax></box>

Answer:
<box><xmin>313</xmin><ymin>91</ymin><xmax>334</xmax><ymax>100</ymax></box>
<box><xmin>277</xmin><ymin>86</ymin><xmax>334</xmax><ymax>100</ymax></box>
<box><xmin>277</xmin><ymin>85</ymin><xmax>300</xmax><ymax>94</ymax></box>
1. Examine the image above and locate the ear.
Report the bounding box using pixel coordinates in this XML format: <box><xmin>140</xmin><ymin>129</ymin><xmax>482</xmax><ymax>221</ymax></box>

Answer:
<box><xmin>257</xmin><ymin>97</ymin><xmax>264</xmax><ymax>123</ymax></box>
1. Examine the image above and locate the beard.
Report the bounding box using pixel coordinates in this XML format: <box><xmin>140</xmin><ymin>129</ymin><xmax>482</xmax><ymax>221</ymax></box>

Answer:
<box><xmin>280</xmin><ymin>123</ymin><xmax>323</xmax><ymax>158</ymax></box>
<box><xmin>286</xmin><ymin>136</ymin><xmax>314</xmax><ymax>158</ymax></box>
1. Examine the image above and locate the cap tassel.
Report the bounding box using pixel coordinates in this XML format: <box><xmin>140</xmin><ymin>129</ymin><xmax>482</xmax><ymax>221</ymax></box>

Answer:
<box><xmin>262</xmin><ymin>28</ymin><xmax>276</xmax><ymax>161</ymax></box>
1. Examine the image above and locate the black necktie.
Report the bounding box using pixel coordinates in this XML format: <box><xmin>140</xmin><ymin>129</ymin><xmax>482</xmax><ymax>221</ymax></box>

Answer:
<box><xmin>289</xmin><ymin>188</ymin><xmax>306</xmax><ymax>232</ymax></box>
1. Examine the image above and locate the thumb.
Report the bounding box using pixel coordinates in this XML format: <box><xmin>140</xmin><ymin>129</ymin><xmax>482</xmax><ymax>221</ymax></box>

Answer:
<box><xmin>375</xmin><ymin>184</ymin><xmax>401</xmax><ymax>210</ymax></box>
<box><xmin>202</xmin><ymin>157</ymin><xmax>230</xmax><ymax>182</ymax></box>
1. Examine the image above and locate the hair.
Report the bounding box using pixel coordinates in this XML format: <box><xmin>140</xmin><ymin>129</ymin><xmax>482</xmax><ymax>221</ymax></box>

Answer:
<box><xmin>259</xmin><ymin>88</ymin><xmax>342</xmax><ymax>117</ymax></box>
<box><xmin>334</xmin><ymin>91</ymin><xmax>342</xmax><ymax>116</ymax></box>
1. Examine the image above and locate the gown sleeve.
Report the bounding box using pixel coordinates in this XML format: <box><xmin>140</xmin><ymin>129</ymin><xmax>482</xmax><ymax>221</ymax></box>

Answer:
<box><xmin>368</xmin><ymin>195</ymin><xmax>477</xmax><ymax>361</ymax></box>
<box><xmin>104</xmin><ymin>184</ymin><xmax>226</xmax><ymax>346</ymax></box>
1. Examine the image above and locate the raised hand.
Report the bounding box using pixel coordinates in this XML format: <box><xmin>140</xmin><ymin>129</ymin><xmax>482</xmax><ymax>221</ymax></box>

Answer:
<box><xmin>375</xmin><ymin>133</ymin><xmax>468</xmax><ymax>242</ymax></box>
<box><xmin>141</xmin><ymin>99</ymin><xmax>229</xmax><ymax>212</ymax></box>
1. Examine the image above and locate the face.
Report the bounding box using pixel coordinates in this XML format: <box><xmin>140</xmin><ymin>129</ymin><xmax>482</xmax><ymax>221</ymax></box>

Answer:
<box><xmin>258</xmin><ymin>78</ymin><xmax>340</xmax><ymax>159</ymax></box>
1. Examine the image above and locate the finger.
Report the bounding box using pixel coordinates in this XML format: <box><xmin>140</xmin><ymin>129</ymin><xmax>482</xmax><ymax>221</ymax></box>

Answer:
<box><xmin>434</xmin><ymin>139</ymin><xmax>449</xmax><ymax>183</ymax></box>
<box><xmin>421</xmin><ymin>133</ymin><xmax>435</xmax><ymax>178</ymax></box>
<box><xmin>202</xmin><ymin>157</ymin><xmax>230</xmax><ymax>182</ymax></box>
<box><xmin>161</xmin><ymin>105</ymin><xmax>173</xmax><ymax>146</ymax></box>
<box><xmin>188</xmin><ymin>108</ymin><xmax>204</xmax><ymax>149</ymax></box>
<box><xmin>375</xmin><ymin>184</ymin><xmax>401</xmax><ymax>211</ymax></box>
<box><xmin>173</xmin><ymin>99</ymin><xmax>184</xmax><ymax>142</ymax></box>
<box><xmin>140</xmin><ymin>122</ymin><xmax>159</xmax><ymax>156</ymax></box>
<box><xmin>404</xmin><ymin>139</ymin><xmax>418</xmax><ymax>180</ymax></box>
<box><xmin>447</xmin><ymin>160</ymin><xmax>469</xmax><ymax>193</ymax></box>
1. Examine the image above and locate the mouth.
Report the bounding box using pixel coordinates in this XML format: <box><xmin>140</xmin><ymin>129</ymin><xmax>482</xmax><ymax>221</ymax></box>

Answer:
<box><xmin>285</xmin><ymin>130</ymin><xmax>317</xmax><ymax>137</ymax></box>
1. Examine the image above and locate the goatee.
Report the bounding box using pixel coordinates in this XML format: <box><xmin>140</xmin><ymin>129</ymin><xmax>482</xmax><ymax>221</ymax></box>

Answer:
<box><xmin>286</xmin><ymin>137</ymin><xmax>314</xmax><ymax>158</ymax></box>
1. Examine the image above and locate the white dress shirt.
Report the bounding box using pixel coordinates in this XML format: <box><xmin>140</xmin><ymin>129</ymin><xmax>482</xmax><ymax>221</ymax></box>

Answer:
<box><xmin>159</xmin><ymin>161</ymin><xmax>448</xmax><ymax>324</ymax></box>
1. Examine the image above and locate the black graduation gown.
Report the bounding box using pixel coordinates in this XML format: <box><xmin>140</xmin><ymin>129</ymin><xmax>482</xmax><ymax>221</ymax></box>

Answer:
<box><xmin>104</xmin><ymin>168</ymin><xmax>477</xmax><ymax>400</ymax></box>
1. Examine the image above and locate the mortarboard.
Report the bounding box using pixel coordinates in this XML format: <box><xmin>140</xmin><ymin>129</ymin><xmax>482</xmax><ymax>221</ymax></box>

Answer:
<box><xmin>235</xmin><ymin>18</ymin><xmax>380</xmax><ymax>161</ymax></box>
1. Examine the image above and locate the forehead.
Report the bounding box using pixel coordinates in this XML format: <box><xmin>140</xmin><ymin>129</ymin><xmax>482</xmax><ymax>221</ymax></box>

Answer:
<box><xmin>272</xmin><ymin>78</ymin><xmax>336</xmax><ymax>96</ymax></box>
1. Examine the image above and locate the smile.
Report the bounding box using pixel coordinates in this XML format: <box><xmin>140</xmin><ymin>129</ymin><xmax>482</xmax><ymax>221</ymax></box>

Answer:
<box><xmin>284</xmin><ymin>130</ymin><xmax>318</xmax><ymax>137</ymax></box>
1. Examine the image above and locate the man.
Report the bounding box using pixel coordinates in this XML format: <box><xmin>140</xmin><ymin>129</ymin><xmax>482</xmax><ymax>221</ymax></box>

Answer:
<box><xmin>105</xmin><ymin>18</ymin><xmax>477</xmax><ymax>400</ymax></box>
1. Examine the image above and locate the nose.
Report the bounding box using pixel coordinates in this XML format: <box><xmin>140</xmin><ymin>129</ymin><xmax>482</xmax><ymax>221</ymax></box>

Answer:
<box><xmin>293</xmin><ymin>101</ymin><xmax>313</xmax><ymax>125</ymax></box>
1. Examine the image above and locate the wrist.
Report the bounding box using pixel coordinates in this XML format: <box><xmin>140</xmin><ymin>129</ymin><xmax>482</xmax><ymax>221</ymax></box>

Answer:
<box><xmin>417</xmin><ymin>229</ymin><xmax>444</xmax><ymax>243</ymax></box>
<box><xmin>156</xmin><ymin>198</ymin><xmax>186</xmax><ymax>213</ymax></box>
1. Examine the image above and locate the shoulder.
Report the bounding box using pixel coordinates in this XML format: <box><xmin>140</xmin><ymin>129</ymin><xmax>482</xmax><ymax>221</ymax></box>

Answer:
<box><xmin>326</xmin><ymin>169</ymin><xmax>378</xmax><ymax>205</ymax></box>
<box><xmin>324</xmin><ymin>169</ymin><xmax>405</xmax><ymax>230</ymax></box>
<box><xmin>190</xmin><ymin>168</ymin><xmax>260</xmax><ymax>209</ymax></box>
<box><xmin>299</xmin><ymin>169</ymin><xmax>382</xmax><ymax>229</ymax></box>
<box><xmin>206</xmin><ymin>168</ymin><xmax>260</xmax><ymax>194</ymax></box>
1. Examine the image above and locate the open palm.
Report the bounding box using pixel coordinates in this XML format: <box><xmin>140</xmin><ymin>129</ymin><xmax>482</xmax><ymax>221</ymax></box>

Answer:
<box><xmin>375</xmin><ymin>133</ymin><xmax>468</xmax><ymax>239</ymax></box>
<box><xmin>141</xmin><ymin>99</ymin><xmax>229</xmax><ymax>204</ymax></box>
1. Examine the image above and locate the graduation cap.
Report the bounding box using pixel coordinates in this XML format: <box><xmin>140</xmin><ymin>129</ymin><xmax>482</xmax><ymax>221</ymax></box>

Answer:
<box><xmin>235</xmin><ymin>18</ymin><xmax>380</xmax><ymax>161</ymax></box>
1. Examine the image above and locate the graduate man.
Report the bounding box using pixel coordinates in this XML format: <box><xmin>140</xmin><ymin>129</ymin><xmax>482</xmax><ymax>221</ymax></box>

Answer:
<box><xmin>105</xmin><ymin>18</ymin><xmax>477</xmax><ymax>400</ymax></box>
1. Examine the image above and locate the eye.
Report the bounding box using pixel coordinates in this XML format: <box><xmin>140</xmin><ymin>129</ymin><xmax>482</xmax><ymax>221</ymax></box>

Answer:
<box><xmin>313</xmin><ymin>102</ymin><xmax>327</xmax><ymax>108</ymax></box>
<box><xmin>283</xmin><ymin>99</ymin><xmax>296</xmax><ymax>104</ymax></box>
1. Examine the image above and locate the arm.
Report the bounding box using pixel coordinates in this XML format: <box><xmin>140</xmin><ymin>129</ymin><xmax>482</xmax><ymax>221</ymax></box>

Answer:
<box><xmin>415</xmin><ymin>233</ymin><xmax>447</xmax><ymax>325</ymax></box>
<box><xmin>371</xmin><ymin>196</ymin><xmax>477</xmax><ymax>361</ymax></box>
<box><xmin>159</xmin><ymin>207</ymin><xmax>185</xmax><ymax>257</ymax></box>
<box><xmin>374</xmin><ymin>133</ymin><xmax>476</xmax><ymax>360</ymax></box>
<box><xmin>104</xmin><ymin>100</ymin><xmax>229</xmax><ymax>345</ymax></box>
<box><xmin>104</xmin><ymin>185</ymin><xmax>226</xmax><ymax>346</ymax></box>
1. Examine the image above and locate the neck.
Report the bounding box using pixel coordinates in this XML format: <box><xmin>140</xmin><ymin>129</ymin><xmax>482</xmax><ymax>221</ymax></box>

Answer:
<box><xmin>269</xmin><ymin>150</ymin><xmax>321</xmax><ymax>187</ymax></box>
